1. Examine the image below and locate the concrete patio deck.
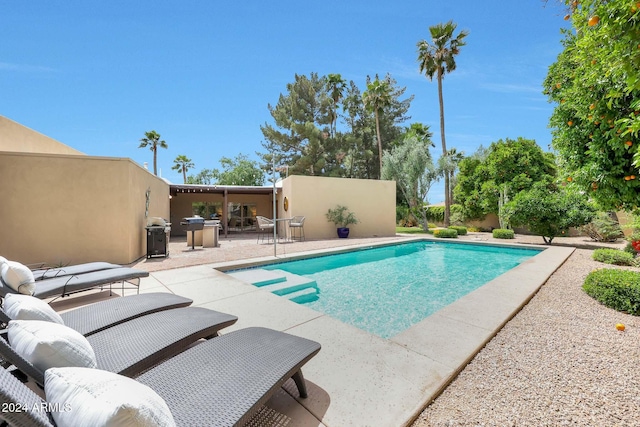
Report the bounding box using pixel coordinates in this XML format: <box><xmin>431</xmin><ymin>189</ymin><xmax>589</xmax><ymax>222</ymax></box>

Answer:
<box><xmin>128</xmin><ymin>234</ymin><xmax>574</xmax><ymax>426</ymax></box>
<box><xmin>49</xmin><ymin>233</ymin><xmax>584</xmax><ymax>426</ymax></box>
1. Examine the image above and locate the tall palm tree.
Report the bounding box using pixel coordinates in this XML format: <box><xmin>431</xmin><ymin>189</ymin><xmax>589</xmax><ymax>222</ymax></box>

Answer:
<box><xmin>362</xmin><ymin>77</ymin><xmax>392</xmax><ymax>178</ymax></box>
<box><xmin>438</xmin><ymin>147</ymin><xmax>465</xmax><ymax>204</ymax></box>
<box><xmin>417</xmin><ymin>21</ymin><xmax>468</xmax><ymax>226</ymax></box>
<box><xmin>172</xmin><ymin>155</ymin><xmax>194</xmax><ymax>184</ymax></box>
<box><xmin>325</xmin><ymin>73</ymin><xmax>346</xmax><ymax>138</ymax></box>
<box><xmin>138</xmin><ymin>130</ymin><xmax>168</xmax><ymax>176</ymax></box>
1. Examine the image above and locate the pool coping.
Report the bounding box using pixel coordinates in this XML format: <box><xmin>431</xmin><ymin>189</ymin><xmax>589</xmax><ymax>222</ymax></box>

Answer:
<box><xmin>145</xmin><ymin>237</ymin><xmax>575</xmax><ymax>426</ymax></box>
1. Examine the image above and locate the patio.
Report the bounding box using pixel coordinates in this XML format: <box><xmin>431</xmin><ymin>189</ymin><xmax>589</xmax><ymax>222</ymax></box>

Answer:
<box><xmin>51</xmin><ymin>233</ymin><xmax>623</xmax><ymax>426</ymax></box>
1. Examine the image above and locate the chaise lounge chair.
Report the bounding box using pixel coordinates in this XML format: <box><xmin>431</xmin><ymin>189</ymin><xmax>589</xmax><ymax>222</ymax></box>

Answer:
<box><xmin>0</xmin><ymin>327</ymin><xmax>321</xmax><ymax>427</ymax></box>
<box><xmin>0</xmin><ymin>267</ymin><xmax>150</xmax><ymax>300</ymax></box>
<box><xmin>0</xmin><ymin>306</ymin><xmax>238</xmax><ymax>386</ymax></box>
<box><xmin>0</xmin><ymin>292</ymin><xmax>194</xmax><ymax>336</ymax></box>
<box><xmin>31</xmin><ymin>261</ymin><xmax>121</xmax><ymax>281</ymax></box>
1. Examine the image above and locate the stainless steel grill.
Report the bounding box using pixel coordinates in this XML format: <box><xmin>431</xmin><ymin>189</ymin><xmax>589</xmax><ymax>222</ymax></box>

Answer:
<box><xmin>181</xmin><ymin>216</ymin><xmax>205</xmax><ymax>249</ymax></box>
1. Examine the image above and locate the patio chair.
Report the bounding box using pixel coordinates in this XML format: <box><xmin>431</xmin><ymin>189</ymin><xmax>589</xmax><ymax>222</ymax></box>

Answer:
<box><xmin>0</xmin><ymin>306</ymin><xmax>238</xmax><ymax>387</ymax></box>
<box><xmin>0</xmin><ymin>327</ymin><xmax>321</xmax><ymax>427</ymax></box>
<box><xmin>289</xmin><ymin>215</ymin><xmax>306</xmax><ymax>241</ymax></box>
<box><xmin>0</xmin><ymin>267</ymin><xmax>149</xmax><ymax>300</ymax></box>
<box><xmin>30</xmin><ymin>261</ymin><xmax>121</xmax><ymax>281</ymax></box>
<box><xmin>0</xmin><ymin>292</ymin><xmax>193</xmax><ymax>336</ymax></box>
<box><xmin>256</xmin><ymin>215</ymin><xmax>275</xmax><ymax>243</ymax></box>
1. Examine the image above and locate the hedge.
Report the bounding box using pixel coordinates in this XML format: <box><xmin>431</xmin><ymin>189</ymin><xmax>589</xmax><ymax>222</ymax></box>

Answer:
<box><xmin>423</xmin><ymin>204</ymin><xmax>463</xmax><ymax>222</ymax></box>
<box><xmin>448</xmin><ymin>226</ymin><xmax>467</xmax><ymax>236</ymax></box>
<box><xmin>583</xmin><ymin>268</ymin><xmax>640</xmax><ymax>315</ymax></box>
<box><xmin>493</xmin><ymin>229</ymin><xmax>514</xmax><ymax>239</ymax></box>
<box><xmin>592</xmin><ymin>249</ymin><xmax>637</xmax><ymax>267</ymax></box>
<box><xmin>433</xmin><ymin>228</ymin><xmax>458</xmax><ymax>238</ymax></box>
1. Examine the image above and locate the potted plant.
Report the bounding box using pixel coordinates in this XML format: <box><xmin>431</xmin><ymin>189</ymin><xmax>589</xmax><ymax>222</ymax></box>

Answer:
<box><xmin>326</xmin><ymin>205</ymin><xmax>358</xmax><ymax>238</ymax></box>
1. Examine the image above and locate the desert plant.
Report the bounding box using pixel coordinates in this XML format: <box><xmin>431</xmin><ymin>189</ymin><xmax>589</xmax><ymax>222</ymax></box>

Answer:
<box><xmin>583</xmin><ymin>268</ymin><xmax>640</xmax><ymax>315</ymax></box>
<box><xmin>448</xmin><ymin>226</ymin><xmax>467</xmax><ymax>235</ymax></box>
<box><xmin>326</xmin><ymin>205</ymin><xmax>358</xmax><ymax>228</ymax></box>
<box><xmin>493</xmin><ymin>229</ymin><xmax>514</xmax><ymax>239</ymax></box>
<box><xmin>582</xmin><ymin>213</ymin><xmax>624</xmax><ymax>242</ymax></box>
<box><xmin>433</xmin><ymin>228</ymin><xmax>458</xmax><ymax>238</ymax></box>
<box><xmin>592</xmin><ymin>249</ymin><xmax>637</xmax><ymax>266</ymax></box>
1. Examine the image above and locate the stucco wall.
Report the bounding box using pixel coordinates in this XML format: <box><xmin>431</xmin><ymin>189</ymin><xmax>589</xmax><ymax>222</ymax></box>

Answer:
<box><xmin>0</xmin><ymin>152</ymin><xmax>169</xmax><ymax>265</ymax></box>
<box><xmin>281</xmin><ymin>175</ymin><xmax>396</xmax><ymax>239</ymax></box>
<box><xmin>0</xmin><ymin>116</ymin><xmax>84</xmax><ymax>155</ymax></box>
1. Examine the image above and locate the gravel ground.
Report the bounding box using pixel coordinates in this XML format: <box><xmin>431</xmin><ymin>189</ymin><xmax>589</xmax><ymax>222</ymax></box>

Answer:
<box><xmin>412</xmin><ymin>248</ymin><xmax>640</xmax><ymax>427</ymax></box>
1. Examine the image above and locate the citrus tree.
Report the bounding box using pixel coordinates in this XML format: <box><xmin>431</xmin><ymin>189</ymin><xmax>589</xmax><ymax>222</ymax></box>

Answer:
<box><xmin>454</xmin><ymin>138</ymin><xmax>556</xmax><ymax>227</ymax></box>
<box><xmin>504</xmin><ymin>181</ymin><xmax>596</xmax><ymax>244</ymax></box>
<box><xmin>544</xmin><ymin>0</ymin><xmax>640</xmax><ymax>210</ymax></box>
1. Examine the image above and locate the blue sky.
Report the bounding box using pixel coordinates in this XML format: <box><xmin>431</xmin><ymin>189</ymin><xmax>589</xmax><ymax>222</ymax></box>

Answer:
<box><xmin>1</xmin><ymin>1</ymin><xmax>570</xmax><ymax>203</ymax></box>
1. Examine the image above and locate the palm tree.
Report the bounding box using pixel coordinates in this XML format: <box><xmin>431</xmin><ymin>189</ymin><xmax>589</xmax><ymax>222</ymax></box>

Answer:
<box><xmin>172</xmin><ymin>155</ymin><xmax>194</xmax><ymax>184</ymax></box>
<box><xmin>362</xmin><ymin>77</ymin><xmax>392</xmax><ymax>178</ymax></box>
<box><xmin>138</xmin><ymin>130</ymin><xmax>168</xmax><ymax>176</ymax></box>
<box><xmin>438</xmin><ymin>148</ymin><xmax>465</xmax><ymax>204</ymax></box>
<box><xmin>325</xmin><ymin>73</ymin><xmax>346</xmax><ymax>138</ymax></box>
<box><xmin>417</xmin><ymin>21</ymin><xmax>468</xmax><ymax>226</ymax></box>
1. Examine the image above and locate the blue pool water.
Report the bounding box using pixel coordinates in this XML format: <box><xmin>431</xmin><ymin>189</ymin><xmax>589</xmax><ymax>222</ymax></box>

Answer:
<box><xmin>261</xmin><ymin>241</ymin><xmax>540</xmax><ymax>338</ymax></box>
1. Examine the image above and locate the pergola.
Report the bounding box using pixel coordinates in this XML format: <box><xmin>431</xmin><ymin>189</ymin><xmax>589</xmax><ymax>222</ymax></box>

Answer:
<box><xmin>169</xmin><ymin>184</ymin><xmax>278</xmax><ymax>238</ymax></box>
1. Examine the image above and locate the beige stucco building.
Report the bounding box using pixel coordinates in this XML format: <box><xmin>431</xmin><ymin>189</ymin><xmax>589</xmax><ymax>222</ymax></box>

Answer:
<box><xmin>1</xmin><ymin>116</ymin><xmax>396</xmax><ymax>266</ymax></box>
<box><xmin>0</xmin><ymin>116</ymin><xmax>170</xmax><ymax>266</ymax></box>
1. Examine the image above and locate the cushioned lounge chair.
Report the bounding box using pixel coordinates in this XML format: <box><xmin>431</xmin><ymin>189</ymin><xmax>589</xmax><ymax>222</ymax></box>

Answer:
<box><xmin>0</xmin><ymin>292</ymin><xmax>193</xmax><ymax>336</ymax></box>
<box><xmin>0</xmin><ymin>306</ymin><xmax>238</xmax><ymax>386</ymax></box>
<box><xmin>0</xmin><ymin>267</ymin><xmax>149</xmax><ymax>300</ymax></box>
<box><xmin>0</xmin><ymin>327</ymin><xmax>321</xmax><ymax>427</ymax></box>
<box><xmin>31</xmin><ymin>261</ymin><xmax>121</xmax><ymax>281</ymax></box>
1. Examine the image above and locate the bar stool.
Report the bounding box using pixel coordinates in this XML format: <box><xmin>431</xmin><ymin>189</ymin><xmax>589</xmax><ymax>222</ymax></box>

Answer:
<box><xmin>289</xmin><ymin>216</ymin><xmax>305</xmax><ymax>241</ymax></box>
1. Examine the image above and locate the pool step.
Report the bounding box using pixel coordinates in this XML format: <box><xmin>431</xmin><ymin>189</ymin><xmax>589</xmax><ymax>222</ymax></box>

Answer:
<box><xmin>259</xmin><ymin>270</ymin><xmax>318</xmax><ymax>296</ymax></box>
<box><xmin>287</xmin><ymin>287</ymin><xmax>319</xmax><ymax>304</ymax></box>
<box><xmin>226</xmin><ymin>269</ymin><xmax>287</xmax><ymax>287</ymax></box>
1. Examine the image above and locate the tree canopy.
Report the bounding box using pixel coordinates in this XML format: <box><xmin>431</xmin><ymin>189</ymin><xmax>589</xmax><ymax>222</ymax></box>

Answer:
<box><xmin>381</xmin><ymin>127</ymin><xmax>437</xmax><ymax>229</ymax></box>
<box><xmin>504</xmin><ymin>181</ymin><xmax>596</xmax><ymax>244</ymax></box>
<box><xmin>454</xmin><ymin>137</ymin><xmax>556</xmax><ymax>226</ymax></box>
<box><xmin>259</xmin><ymin>72</ymin><xmax>412</xmax><ymax>180</ymax></box>
<box><xmin>544</xmin><ymin>0</ymin><xmax>640</xmax><ymax>210</ymax></box>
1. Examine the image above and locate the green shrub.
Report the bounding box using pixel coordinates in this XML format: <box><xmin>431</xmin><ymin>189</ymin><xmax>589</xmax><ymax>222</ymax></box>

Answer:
<box><xmin>582</xmin><ymin>212</ymin><xmax>624</xmax><ymax>242</ymax></box>
<box><xmin>592</xmin><ymin>248</ymin><xmax>637</xmax><ymax>266</ymax></box>
<box><xmin>433</xmin><ymin>228</ymin><xmax>458</xmax><ymax>238</ymax></box>
<box><xmin>448</xmin><ymin>226</ymin><xmax>467</xmax><ymax>236</ymax></box>
<box><xmin>493</xmin><ymin>229</ymin><xmax>514</xmax><ymax>239</ymax></box>
<box><xmin>583</xmin><ymin>268</ymin><xmax>640</xmax><ymax>315</ymax></box>
<box><xmin>423</xmin><ymin>204</ymin><xmax>463</xmax><ymax>222</ymax></box>
<box><xmin>428</xmin><ymin>223</ymin><xmax>437</xmax><ymax>229</ymax></box>
<box><xmin>467</xmin><ymin>226</ymin><xmax>481</xmax><ymax>232</ymax></box>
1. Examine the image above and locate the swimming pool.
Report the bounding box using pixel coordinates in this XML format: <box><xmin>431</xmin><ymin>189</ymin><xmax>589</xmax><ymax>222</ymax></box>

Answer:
<box><xmin>238</xmin><ymin>241</ymin><xmax>541</xmax><ymax>338</ymax></box>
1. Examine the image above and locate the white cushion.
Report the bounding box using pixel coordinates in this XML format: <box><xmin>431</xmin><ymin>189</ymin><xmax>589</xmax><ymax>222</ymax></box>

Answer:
<box><xmin>3</xmin><ymin>294</ymin><xmax>64</xmax><ymax>324</ymax></box>
<box><xmin>45</xmin><ymin>367</ymin><xmax>176</xmax><ymax>427</ymax></box>
<box><xmin>0</xmin><ymin>256</ymin><xmax>7</xmax><ymax>266</ymax></box>
<box><xmin>1</xmin><ymin>261</ymin><xmax>36</xmax><ymax>295</ymax></box>
<box><xmin>148</xmin><ymin>217</ymin><xmax>166</xmax><ymax>226</ymax></box>
<box><xmin>7</xmin><ymin>320</ymin><xmax>97</xmax><ymax>372</ymax></box>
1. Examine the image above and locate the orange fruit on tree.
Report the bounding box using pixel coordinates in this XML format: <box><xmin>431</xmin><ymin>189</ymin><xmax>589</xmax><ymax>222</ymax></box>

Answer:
<box><xmin>616</xmin><ymin>323</ymin><xmax>625</xmax><ymax>331</ymax></box>
<box><xmin>626</xmin><ymin>141</ymin><xmax>633</xmax><ymax>146</ymax></box>
<box><xmin>556</xmin><ymin>83</ymin><xmax>561</xmax><ymax>89</ymax></box>
<box><xmin>589</xmin><ymin>103</ymin><xmax>596</xmax><ymax>110</ymax></box>
<box><xmin>632</xmin><ymin>175</ymin><xmax>637</xmax><ymax>180</ymax></box>
<box><xmin>564</xmin><ymin>14</ymin><xmax>571</xmax><ymax>20</ymax></box>
<box><xmin>592</xmin><ymin>182</ymin><xmax>598</xmax><ymax>190</ymax></box>
<box><xmin>567</xmin><ymin>176</ymin><xmax>573</xmax><ymax>182</ymax></box>
<box><xmin>568</xmin><ymin>120</ymin><xmax>574</xmax><ymax>126</ymax></box>
<box><xmin>588</xmin><ymin>15</ymin><xmax>600</xmax><ymax>26</ymax></box>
